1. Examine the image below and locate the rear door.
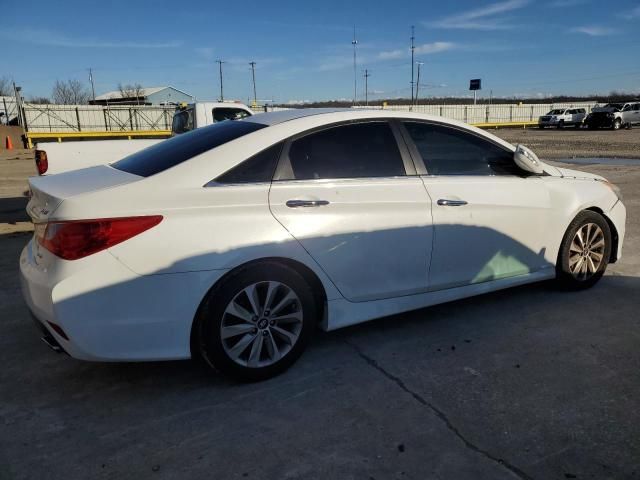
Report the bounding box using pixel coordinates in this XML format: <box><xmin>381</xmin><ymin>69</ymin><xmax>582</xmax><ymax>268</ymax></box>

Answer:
<box><xmin>400</xmin><ymin>121</ymin><xmax>554</xmax><ymax>291</ymax></box>
<box><xmin>269</xmin><ymin>121</ymin><xmax>433</xmax><ymax>302</ymax></box>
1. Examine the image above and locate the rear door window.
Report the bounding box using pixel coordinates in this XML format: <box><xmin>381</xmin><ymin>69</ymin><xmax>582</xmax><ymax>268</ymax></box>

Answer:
<box><xmin>112</xmin><ymin>121</ymin><xmax>266</xmax><ymax>177</ymax></box>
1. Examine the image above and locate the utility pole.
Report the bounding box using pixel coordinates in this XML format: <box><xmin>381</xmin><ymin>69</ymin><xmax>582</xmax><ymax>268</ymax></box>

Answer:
<box><xmin>249</xmin><ymin>61</ymin><xmax>257</xmax><ymax>107</ymax></box>
<box><xmin>410</xmin><ymin>25</ymin><xmax>415</xmax><ymax>107</ymax></box>
<box><xmin>415</xmin><ymin>62</ymin><xmax>424</xmax><ymax>106</ymax></box>
<box><xmin>216</xmin><ymin>60</ymin><xmax>225</xmax><ymax>101</ymax></box>
<box><xmin>88</xmin><ymin>68</ymin><xmax>96</xmax><ymax>102</ymax></box>
<box><xmin>352</xmin><ymin>26</ymin><xmax>358</xmax><ymax>106</ymax></box>
<box><xmin>363</xmin><ymin>69</ymin><xmax>370</xmax><ymax>106</ymax></box>
<box><xmin>12</xmin><ymin>82</ymin><xmax>23</xmax><ymax>127</ymax></box>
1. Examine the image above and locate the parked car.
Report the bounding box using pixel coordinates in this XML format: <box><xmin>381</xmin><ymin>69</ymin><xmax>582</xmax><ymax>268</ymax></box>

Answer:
<box><xmin>585</xmin><ymin>102</ymin><xmax>640</xmax><ymax>130</ymax></box>
<box><xmin>538</xmin><ymin>108</ymin><xmax>586</xmax><ymax>129</ymax></box>
<box><xmin>21</xmin><ymin>109</ymin><xmax>626</xmax><ymax>381</ymax></box>
<box><xmin>34</xmin><ymin>102</ymin><xmax>254</xmax><ymax>175</ymax></box>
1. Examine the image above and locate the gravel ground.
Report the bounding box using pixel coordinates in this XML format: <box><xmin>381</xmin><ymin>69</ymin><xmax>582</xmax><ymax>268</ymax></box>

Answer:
<box><xmin>493</xmin><ymin>127</ymin><xmax>640</xmax><ymax>160</ymax></box>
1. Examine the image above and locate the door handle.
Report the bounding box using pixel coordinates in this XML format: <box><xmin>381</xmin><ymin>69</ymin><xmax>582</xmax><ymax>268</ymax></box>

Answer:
<box><xmin>286</xmin><ymin>199</ymin><xmax>330</xmax><ymax>208</ymax></box>
<box><xmin>437</xmin><ymin>199</ymin><xmax>468</xmax><ymax>207</ymax></box>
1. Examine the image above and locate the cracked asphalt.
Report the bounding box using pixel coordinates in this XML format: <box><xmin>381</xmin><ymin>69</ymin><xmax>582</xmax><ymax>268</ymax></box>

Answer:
<box><xmin>1</xmin><ymin>152</ymin><xmax>639</xmax><ymax>479</ymax></box>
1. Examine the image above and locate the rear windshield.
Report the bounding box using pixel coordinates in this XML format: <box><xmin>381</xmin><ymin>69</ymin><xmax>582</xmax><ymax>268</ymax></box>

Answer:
<box><xmin>112</xmin><ymin>120</ymin><xmax>266</xmax><ymax>177</ymax></box>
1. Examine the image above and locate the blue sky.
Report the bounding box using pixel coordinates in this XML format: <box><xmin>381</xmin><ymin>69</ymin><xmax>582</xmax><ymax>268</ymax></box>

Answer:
<box><xmin>3</xmin><ymin>0</ymin><xmax>640</xmax><ymax>103</ymax></box>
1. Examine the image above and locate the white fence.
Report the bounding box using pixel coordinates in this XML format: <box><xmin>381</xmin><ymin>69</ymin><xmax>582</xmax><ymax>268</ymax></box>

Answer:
<box><xmin>2</xmin><ymin>98</ymin><xmax>601</xmax><ymax>132</ymax></box>
<box><xmin>354</xmin><ymin>102</ymin><xmax>598</xmax><ymax>124</ymax></box>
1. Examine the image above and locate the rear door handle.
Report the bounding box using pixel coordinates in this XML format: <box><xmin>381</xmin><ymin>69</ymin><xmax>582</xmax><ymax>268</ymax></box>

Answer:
<box><xmin>286</xmin><ymin>199</ymin><xmax>330</xmax><ymax>208</ymax></box>
<box><xmin>437</xmin><ymin>199</ymin><xmax>468</xmax><ymax>207</ymax></box>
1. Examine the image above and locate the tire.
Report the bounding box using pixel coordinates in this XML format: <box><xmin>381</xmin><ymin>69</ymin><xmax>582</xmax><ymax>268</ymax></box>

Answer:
<box><xmin>555</xmin><ymin>211</ymin><xmax>612</xmax><ymax>290</ymax></box>
<box><xmin>612</xmin><ymin>118</ymin><xmax>621</xmax><ymax>130</ymax></box>
<box><xmin>574</xmin><ymin>122</ymin><xmax>582</xmax><ymax>129</ymax></box>
<box><xmin>196</xmin><ymin>261</ymin><xmax>317</xmax><ymax>381</ymax></box>
<box><xmin>557</xmin><ymin>120</ymin><xmax>565</xmax><ymax>129</ymax></box>
<box><xmin>538</xmin><ymin>126</ymin><xmax>545</xmax><ymax>129</ymax></box>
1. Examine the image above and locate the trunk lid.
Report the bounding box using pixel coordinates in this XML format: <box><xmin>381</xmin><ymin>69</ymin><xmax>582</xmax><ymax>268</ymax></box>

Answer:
<box><xmin>27</xmin><ymin>165</ymin><xmax>141</xmax><ymax>223</ymax></box>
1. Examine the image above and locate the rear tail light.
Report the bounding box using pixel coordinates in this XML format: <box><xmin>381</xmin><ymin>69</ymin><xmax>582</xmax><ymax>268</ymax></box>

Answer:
<box><xmin>35</xmin><ymin>150</ymin><xmax>48</xmax><ymax>175</ymax></box>
<box><xmin>36</xmin><ymin>216</ymin><xmax>162</xmax><ymax>260</ymax></box>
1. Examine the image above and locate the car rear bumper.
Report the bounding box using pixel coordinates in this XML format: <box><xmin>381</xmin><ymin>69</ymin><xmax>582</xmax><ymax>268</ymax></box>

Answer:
<box><xmin>20</xmin><ymin>239</ymin><xmax>227</xmax><ymax>362</ymax></box>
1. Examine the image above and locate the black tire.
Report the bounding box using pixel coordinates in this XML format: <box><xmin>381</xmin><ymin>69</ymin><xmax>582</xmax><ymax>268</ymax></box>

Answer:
<box><xmin>574</xmin><ymin>122</ymin><xmax>582</xmax><ymax>129</ymax></box>
<box><xmin>612</xmin><ymin>118</ymin><xmax>621</xmax><ymax>130</ymax></box>
<box><xmin>557</xmin><ymin>120</ymin><xmax>565</xmax><ymax>129</ymax></box>
<box><xmin>555</xmin><ymin>211</ymin><xmax>612</xmax><ymax>290</ymax></box>
<box><xmin>538</xmin><ymin>125</ymin><xmax>545</xmax><ymax>129</ymax></box>
<box><xmin>196</xmin><ymin>261</ymin><xmax>317</xmax><ymax>381</ymax></box>
<box><xmin>587</xmin><ymin>123</ymin><xmax>596</xmax><ymax>130</ymax></box>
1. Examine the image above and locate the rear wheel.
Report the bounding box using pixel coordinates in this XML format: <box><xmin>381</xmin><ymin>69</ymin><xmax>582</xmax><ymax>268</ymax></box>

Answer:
<box><xmin>556</xmin><ymin>211</ymin><xmax>611</xmax><ymax>290</ymax></box>
<box><xmin>196</xmin><ymin>262</ymin><xmax>317</xmax><ymax>381</ymax></box>
<box><xmin>557</xmin><ymin>120</ymin><xmax>565</xmax><ymax>129</ymax></box>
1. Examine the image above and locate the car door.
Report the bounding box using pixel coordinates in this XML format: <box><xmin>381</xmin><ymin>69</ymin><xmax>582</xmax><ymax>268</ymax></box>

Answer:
<box><xmin>269</xmin><ymin>121</ymin><xmax>434</xmax><ymax>302</ymax></box>
<box><xmin>400</xmin><ymin>121</ymin><xmax>555</xmax><ymax>291</ymax></box>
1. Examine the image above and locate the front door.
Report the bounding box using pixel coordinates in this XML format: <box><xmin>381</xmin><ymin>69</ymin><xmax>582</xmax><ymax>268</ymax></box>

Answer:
<box><xmin>401</xmin><ymin>121</ymin><xmax>554</xmax><ymax>291</ymax></box>
<box><xmin>269</xmin><ymin>121</ymin><xmax>433</xmax><ymax>302</ymax></box>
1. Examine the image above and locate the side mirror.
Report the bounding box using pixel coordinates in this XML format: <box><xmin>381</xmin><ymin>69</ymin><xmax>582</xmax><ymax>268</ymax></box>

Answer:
<box><xmin>514</xmin><ymin>144</ymin><xmax>544</xmax><ymax>175</ymax></box>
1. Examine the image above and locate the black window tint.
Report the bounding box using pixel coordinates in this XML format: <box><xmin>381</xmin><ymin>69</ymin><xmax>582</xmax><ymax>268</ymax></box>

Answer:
<box><xmin>213</xmin><ymin>108</ymin><xmax>252</xmax><ymax>122</ymax></box>
<box><xmin>286</xmin><ymin>122</ymin><xmax>405</xmax><ymax>180</ymax></box>
<box><xmin>404</xmin><ymin>122</ymin><xmax>517</xmax><ymax>176</ymax></box>
<box><xmin>112</xmin><ymin>121</ymin><xmax>266</xmax><ymax>177</ymax></box>
<box><xmin>215</xmin><ymin>142</ymin><xmax>283</xmax><ymax>184</ymax></box>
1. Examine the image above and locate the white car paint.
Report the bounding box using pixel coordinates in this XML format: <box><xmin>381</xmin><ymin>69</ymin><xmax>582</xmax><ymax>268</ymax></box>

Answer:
<box><xmin>35</xmin><ymin>102</ymin><xmax>254</xmax><ymax>175</ymax></box>
<box><xmin>21</xmin><ymin>109</ymin><xmax>626</xmax><ymax>363</ymax></box>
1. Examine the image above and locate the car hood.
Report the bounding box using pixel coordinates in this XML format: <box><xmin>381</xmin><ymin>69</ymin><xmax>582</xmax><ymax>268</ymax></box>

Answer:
<box><xmin>552</xmin><ymin>166</ymin><xmax>606</xmax><ymax>181</ymax></box>
<box><xmin>591</xmin><ymin>107</ymin><xmax>619</xmax><ymax>113</ymax></box>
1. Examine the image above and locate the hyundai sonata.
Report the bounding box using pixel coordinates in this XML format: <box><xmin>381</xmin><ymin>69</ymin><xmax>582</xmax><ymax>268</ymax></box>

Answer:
<box><xmin>20</xmin><ymin>109</ymin><xmax>626</xmax><ymax>380</ymax></box>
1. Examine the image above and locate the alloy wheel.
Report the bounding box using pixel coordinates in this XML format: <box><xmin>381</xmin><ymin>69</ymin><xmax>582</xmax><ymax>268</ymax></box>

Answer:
<box><xmin>220</xmin><ymin>281</ymin><xmax>303</xmax><ymax>368</ymax></box>
<box><xmin>568</xmin><ymin>223</ymin><xmax>606</xmax><ymax>280</ymax></box>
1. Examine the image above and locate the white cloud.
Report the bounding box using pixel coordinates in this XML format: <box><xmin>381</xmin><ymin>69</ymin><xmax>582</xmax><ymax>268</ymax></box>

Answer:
<box><xmin>378</xmin><ymin>42</ymin><xmax>456</xmax><ymax>60</ymax></box>
<box><xmin>620</xmin><ymin>5</ymin><xmax>640</xmax><ymax>19</ymax></box>
<box><xmin>5</xmin><ymin>28</ymin><xmax>181</xmax><ymax>48</ymax></box>
<box><xmin>570</xmin><ymin>26</ymin><xmax>616</xmax><ymax>36</ymax></box>
<box><xmin>427</xmin><ymin>0</ymin><xmax>530</xmax><ymax>30</ymax></box>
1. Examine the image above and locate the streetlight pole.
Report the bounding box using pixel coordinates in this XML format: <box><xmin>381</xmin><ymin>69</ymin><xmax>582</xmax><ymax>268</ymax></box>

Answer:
<box><xmin>216</xmin><ymin>60</ymin><xmax>225</xmax><ymax>101</ymax></box>
<box><xmin>415</xmin><ymin>62</ymin><xmax>424</xmax><ymax>107</ymax></box>
<box><xmin>249</xmin><ymin>61</ymin><xmax>257</xmax><ymax>107</ymax></box>
<box><xmin>363</xmin><ymin>69</ymin><xmax>370</xmax><ymax>106</ymax></box>
<box><xmin>352</xmin><ymin>26</ymin><xmax>358</xmax><ymax>106</ymax></box>
<box><xmin>88</xmin><ymin>68</ymin><xmax>96</xmax><ymax>103</ymax></box>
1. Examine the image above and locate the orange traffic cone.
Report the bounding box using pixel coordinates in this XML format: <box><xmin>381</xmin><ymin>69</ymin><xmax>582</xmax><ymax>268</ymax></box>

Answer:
<box><xmin>5</xmin><ymin>136</ymin><xmax>13</xmax><ymax>150</ymax></box>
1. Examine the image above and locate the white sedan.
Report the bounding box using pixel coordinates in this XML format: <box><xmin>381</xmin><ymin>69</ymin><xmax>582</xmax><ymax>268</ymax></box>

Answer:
<box><xmin>20</xmin><ymin>109</ymin><xmax>626</xmax><ymax>380</ymax></box>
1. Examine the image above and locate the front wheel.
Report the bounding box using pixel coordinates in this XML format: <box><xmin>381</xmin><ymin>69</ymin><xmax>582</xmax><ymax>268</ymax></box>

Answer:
<box><xmin>612</xmin><ymin>119</ymin><xmax>621</xmax><ymax>130</ymax></box>
<box><xmin>555</xmin><ymin>211</ymin><xmax>612</xmax><ymax>290</ymax></box>
<box><xmin>196</xmin><ymin>262</ymin><xmax>317</xmax><ymax>381</ymax></box>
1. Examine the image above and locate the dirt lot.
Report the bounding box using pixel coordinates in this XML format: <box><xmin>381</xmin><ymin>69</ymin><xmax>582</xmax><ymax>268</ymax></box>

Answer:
<box><xmin>1</xmin><ymin>133</ymin><xmax>639</xmax><ymax>479</ymax></box>
<box><xmin>494</xmin><ymin>127</ymin><xmax>640</xmax><ymax>160</ymax></box>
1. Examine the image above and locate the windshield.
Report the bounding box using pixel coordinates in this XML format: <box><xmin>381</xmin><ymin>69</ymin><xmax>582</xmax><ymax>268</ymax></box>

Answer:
<box><xmin>547</xmin><ymin>109</ymin><xmax>565</xmax><ymax>115</ymax></box>
<box><xmin>603</xmin><ymin>103</ymin><xmax>623</xmax><ymax>111</ymax></box>
<box><xmin>171</xmin><ymin>109</ymin><xmax>194</xmax><ymax>134</ymax></box>
<box><xmin>113</xmin><ymin>120</ymin><xmax>266</xmax><ymax>177</ymax></box>
<box><xmin>213</xmin><ymin>107</ymin><xmax>252</xmax><ymax>122</ymax></box>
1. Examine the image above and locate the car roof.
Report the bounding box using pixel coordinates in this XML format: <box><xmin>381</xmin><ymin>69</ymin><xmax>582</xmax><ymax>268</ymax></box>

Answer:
<box><xmin>243</xmin><ymin>108</ymin><xmax>351</xmax><ymax>126</ymax></box>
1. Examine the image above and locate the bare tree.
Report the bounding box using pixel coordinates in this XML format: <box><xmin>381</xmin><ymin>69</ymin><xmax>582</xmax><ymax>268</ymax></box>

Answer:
<box><xmin>28</xmin><ymin>96</ymin><xmax>52</xmax><ymax>105</ymax></box>
<box><xmin>117</xmin><ymin>83</ymin><xmax>145</xmax><ymax>104</ymax></box>
<box><xmin>52</xmin><ymin>79</ymin><xmax>90</xmax><ymax>105</ymax></box>
<box><xmin>0</xmin><ymin>76</ymin><xmax>12</xmax><ymax>96</ymax></box>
